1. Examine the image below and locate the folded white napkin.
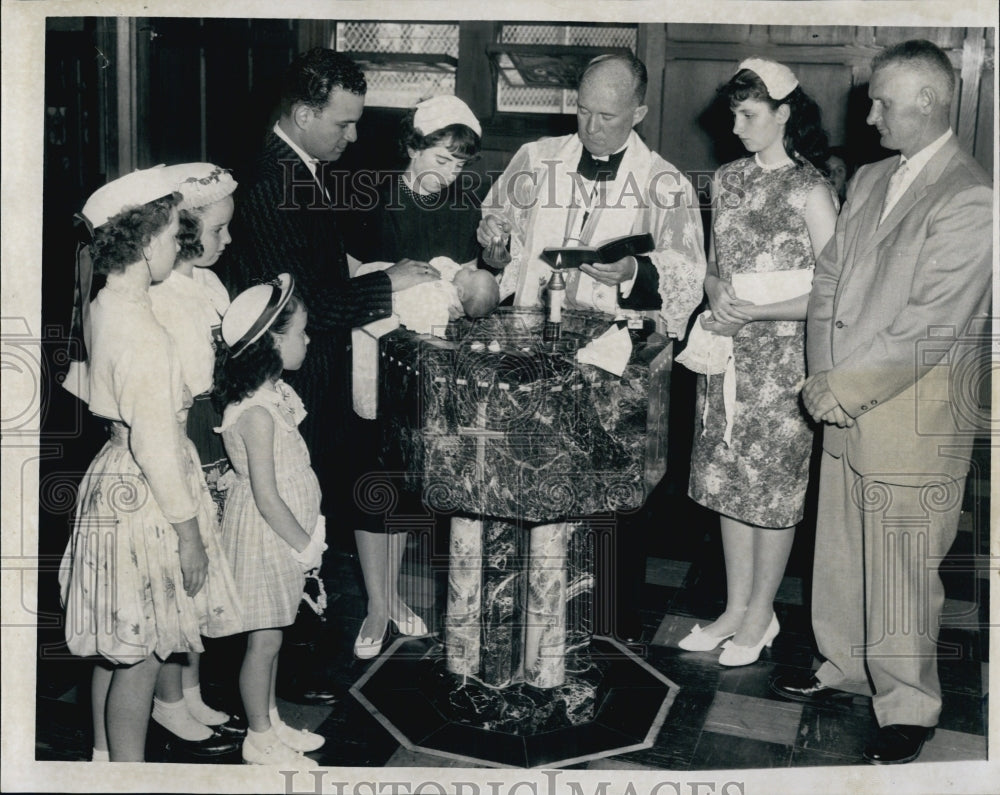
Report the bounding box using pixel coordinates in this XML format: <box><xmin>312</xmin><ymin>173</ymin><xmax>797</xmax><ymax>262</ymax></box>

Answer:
<box><xmin>676</xmin><ymin>312</ymin><xmax>732</xmax><ymax>376</ymax></box>
<box><xmin>676</xmin><ymin>269</ymin><xmax>813</xmax><ymax>446</ymax></box>
<box><xmin>676</xmin><ymin>311</ymin><xmax>737</xmax><ymax>445</ymax></box>
<box><xmin>733</xmin><ymin>268</ymin><xmax>813</xmax><ymax>337</ymax></box>
<box><xmin>732</xmin><ymin>268</ymin><xmax>813</xmax><ymax>303</ymax></box>
<box><xmin>576</xmin><ymin>323</ymin><xmax>633</xmax><ymax>376</ymax></box>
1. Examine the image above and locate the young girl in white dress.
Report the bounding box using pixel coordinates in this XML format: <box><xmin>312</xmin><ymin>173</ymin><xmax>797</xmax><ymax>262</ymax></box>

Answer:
<box><xmin>148</xmin><ymin>163</ymin><xmax>243</xmax><ymax>749</ymax></box>
<box><xmin>213</xmin><ymin>274</ymin><xmax>327</xmax><ymax>766</ymax></box>
<box><xmin>58</xmin><ymin>167</ymin><xmax>243</xmax><ymax>762</ymax></box>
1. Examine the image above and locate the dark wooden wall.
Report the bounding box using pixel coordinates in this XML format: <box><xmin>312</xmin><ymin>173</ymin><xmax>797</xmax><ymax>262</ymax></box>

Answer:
<box><xmin>51</xmin><ymin>20</ymin><xmax>993</xmax><ymax>200</ymax></box>
<box><xmin>642</xmin><ymin>25</ymin><xmax>994</xmax><ymax>182</ymax></box>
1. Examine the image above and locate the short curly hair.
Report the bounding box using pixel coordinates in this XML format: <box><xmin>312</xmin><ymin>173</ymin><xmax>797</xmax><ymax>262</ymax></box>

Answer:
<box><xmin>280</xmin><ymin>48</ymin><xmax>366</xmax><ymax>117</ymax></box>
<box><xmin>213</xmin><ymin>292</ymin><xmax>307</xmax><ymax>411</ymax></box>
<box><xmin>89</xmin><ymin>194</ymin><xmax>181</xmax><ymax>275</ymax></box>
<box><xmin>176</xmin><ymin>208</ymin><xmax>204</xmax><ymax>262</ymax></box>
<box><xmin>399</xmin><ymin>108</ymin><xmax>481</xmax><ymax>161</ymax></box>
<box><xmin>720</xmin><ymin>68</ymin><xmax>830</xmax><ymax>170</ymax></box>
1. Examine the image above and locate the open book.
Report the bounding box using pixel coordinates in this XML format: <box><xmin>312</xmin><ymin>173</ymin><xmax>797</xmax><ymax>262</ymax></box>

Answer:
<box><xmin>541</xmin><ymin>232</ymin><xmax>655</xmax><ymax>269</ymax></box>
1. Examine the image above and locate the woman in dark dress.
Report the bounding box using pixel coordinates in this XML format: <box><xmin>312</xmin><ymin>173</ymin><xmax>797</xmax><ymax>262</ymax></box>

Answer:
<box><xmin>346</xmin><ymin>94</ymin><xmax>486</xmax><ymax>659</ymax></box>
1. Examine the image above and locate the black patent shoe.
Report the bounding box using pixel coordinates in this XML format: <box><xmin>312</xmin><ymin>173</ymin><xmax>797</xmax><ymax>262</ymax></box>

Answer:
<box><xmin>863</xmin><ymin>724</ymin><xmax>934</xmax><ymax>764</ymax></box>
<box><xmin>769</xmin><ymin>673</ymin><xmax>855</xmax><ymax>704</ymax></box>
<box><xmin>212</xmin><ymin>712</ymin><xmax>248</xmax><ymax>737</ymax></box>
<box><xmin>159</xmin><ymin>726</ymin><xmax>242</xmax><ymax>758</ymax></box>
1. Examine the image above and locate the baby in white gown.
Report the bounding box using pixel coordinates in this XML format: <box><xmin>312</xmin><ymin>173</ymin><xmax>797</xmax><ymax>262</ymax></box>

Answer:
<box><xmin>357</xmin><ymin>256</ymin><xmax>499</xmax><ymax>335</ymax></box>
<box><xmin>352</xmin><ymin>256</ymin><xmax>500</xmax><ymax>417</ymax></box>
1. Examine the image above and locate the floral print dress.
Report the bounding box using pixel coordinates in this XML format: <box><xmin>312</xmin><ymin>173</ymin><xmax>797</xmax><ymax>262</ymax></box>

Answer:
<box><xmin>688</xmin><ymin>155</ymin><xmax>833</xmax><ymax>528</ymax></box>
<box><xmin>59</xmin><ymin>277</ymin><xmax>243</xmax><ymax>664</ymax></box>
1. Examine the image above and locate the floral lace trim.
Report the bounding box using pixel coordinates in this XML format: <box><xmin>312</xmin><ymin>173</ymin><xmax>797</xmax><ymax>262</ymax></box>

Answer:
<box><xmin>215</xmin><ymin>378</ymin><xmax>307</xmax><ymax>433</ymax></box>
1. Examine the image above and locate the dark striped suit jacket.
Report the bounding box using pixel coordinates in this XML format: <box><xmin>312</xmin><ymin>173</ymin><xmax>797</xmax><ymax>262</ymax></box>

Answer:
<box><xmin>220</xmin><ymin>132</ymin><xmax>393</xmax><ymax>476</ymax></box>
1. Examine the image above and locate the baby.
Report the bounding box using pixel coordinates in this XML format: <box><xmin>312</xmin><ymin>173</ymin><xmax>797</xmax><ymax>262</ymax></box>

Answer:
<box><xmin>450</xmin><ymin>265</ymin><xmax>502</xmax><ymax>319</ymax></box>
<box><xmin>358</xmin><ymin>256</ymin><xmax>499</xmax><ymax>335</ymax></box>
<box><xmin>352</xmin><ymin>257</ymin><xmax>500</xmax><ymax>418</ymax></box>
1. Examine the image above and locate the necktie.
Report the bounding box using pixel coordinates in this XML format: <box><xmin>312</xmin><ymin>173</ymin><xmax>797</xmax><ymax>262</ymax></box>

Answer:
<box><xmin>879</xmin><ymin>159</ymin><xmax>908</xmax><ymax>224</ymax></box>
<box><xmin>576</xmin><ymin>147</ymin><xmax>626</xmax><ymax>182</ymax></box>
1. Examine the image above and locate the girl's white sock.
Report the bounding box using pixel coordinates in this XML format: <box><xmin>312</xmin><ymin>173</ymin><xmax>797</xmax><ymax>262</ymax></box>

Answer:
<box><xmin>247</xmin><ymin>725</ymin><xmax>278</xmax><ymax>748</ymax></box>
<box><xmin>91</xmin><ymin>747</ymin><xmax>109</xmax><ymax>762</ymax></box>
<box><xmin>268</xmin><ymin>706</ymin><xmax>283</xmax><ymax>727</ymax></box>
<box><xmin>151</xmin><ymin>697</ymin><xmax>212</xmax><ymax>741</ymax></box>
<box><xmin>182</xmin><ymin>685</ymin><xmax>228</xmax><ymax>726</ymax></box>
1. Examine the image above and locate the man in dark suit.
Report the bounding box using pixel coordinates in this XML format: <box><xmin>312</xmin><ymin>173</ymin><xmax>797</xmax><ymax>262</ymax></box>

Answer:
<box><xmin>221</xmin><ymin>48</ymin><xmax>436</xmax><ymax>703</ymax></box>
<box><xmin>770</xmin><ymin>40</ymin><xmax>993</xmax><ymax>765</ymax></box>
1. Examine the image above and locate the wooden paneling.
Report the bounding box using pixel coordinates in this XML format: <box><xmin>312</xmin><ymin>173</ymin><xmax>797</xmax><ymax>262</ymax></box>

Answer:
<box><xmin>666</xmin><ymin>25</ymin><xmax>750</xmax><ymax>44</ymax></box>
<box><xmin>146</xmin><ymin>19</ymin><xmax>204</xmax><ymax>165</ymax></box>
<box><xmin>654</xmin><ymin>24</ymin><xmax>994</xmax><ymax>175</ymax></box>
<box><xmin>139</xmin><ymin>18</ymin><xmax>298</xmax><ymax>173</ymax></box>
<box><xmin>874</xmin><ymin>27</ymin><xmax>966</xmax><ymax>49</ymax></box>
<box><xmin>974</xmin><ymin>49</ymin><xmax>994</xmax><ymax>175</ymax></box>
<box><xmin>457</xmin><ymin>22</ymin><xmax>498</xmax><ymax>123</ymax></box>
<box><xmin>110</xmin><ymin>21</ymin><xmax>993</xmax><ymax>186</ymax></box>
<box><xmin>660</xmin><ymin>58</ymin><xmax>737</xmax><ymax>179</ymax></box>
<box><xmin>203</xmin><ymin>20</ymin><xmax>253</xmax><ymax>171</ymax></box>
<box><xmin>794</xmin><ymin>62</ymin><xmax>853</xmax><ymax>148</ymax></box>
<box><xmin>768</xmin><ymin>26</ymin><xmax>856</xmax><ymax>46</ymax></box>
<box><xmin>637</xmin><ymin>23</ymin><xmax>666</xmax><ymax>148</ymax></box>
<box><xmin>659</xmin><ymin>55</ymin><xmax>855</xmax><ymax>175</ymax></box>
<box><xmin>958</xmin><ymin>29</ymin><xmax>987</xmax><ymax>156</ymax></box>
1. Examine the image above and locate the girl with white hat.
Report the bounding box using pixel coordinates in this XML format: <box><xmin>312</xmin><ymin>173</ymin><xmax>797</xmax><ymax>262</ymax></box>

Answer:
<box><xmin>147</xmin><ymin>163</ymin><xmax>246</xmax><ymax>753</ymax></box>
<box><xmin>213</xmin><ymin>275</ymin><xmax>326</xmax><ymax>766</ymax></box>
<box><xmin>58</xmin><ymin>167</ymin><xmax>243</xmax><ymax>762</ymax></box>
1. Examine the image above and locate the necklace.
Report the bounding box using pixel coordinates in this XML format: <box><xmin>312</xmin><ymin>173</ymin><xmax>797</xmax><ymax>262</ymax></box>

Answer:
<box><xmin>400</xmin><ymin>176</ymin><xmax>445</xmax><ymax>208</ymax></box>
<box><xmin>754</xmin><ymin>152</ymin><xmax>795</xmax><ymax>172</ymax></box>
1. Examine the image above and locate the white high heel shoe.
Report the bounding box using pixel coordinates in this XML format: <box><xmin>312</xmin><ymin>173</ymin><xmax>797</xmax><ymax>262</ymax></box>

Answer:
<box><xmin>718</xmin><ymin>613</ymin><xmax>780</xmax><ymax>667</ymax></box>
<box><xmin>677</xmin><ymin>623</ymin><xmax>735</xmax><ymax>652</ymax></box>
<box><xmin>354</xmin><ymin>619</ymin><xmax>388</xmax><ymax>660</ymax></box>
<box><xmin>389</xmin><ymin>605</ymin><xmax>428</xmax><ymax>636</ymax></box>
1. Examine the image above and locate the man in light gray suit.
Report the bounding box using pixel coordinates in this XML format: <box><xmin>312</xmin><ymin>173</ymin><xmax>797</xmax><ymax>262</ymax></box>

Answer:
<box><xmin>770</xmin><ymin>39</ymin><xmax>993</xmax><ymax>765</ymax></box>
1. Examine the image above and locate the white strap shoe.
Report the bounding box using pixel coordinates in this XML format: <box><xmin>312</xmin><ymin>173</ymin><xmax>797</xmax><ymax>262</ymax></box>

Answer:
<box><xmin>242</xmin><ymin>733</ymin><xmax>319</xmax><ymax>767</ymax></box>
<box><xmin>275</xmin><ymin>720</ymin><xmax>325</xmax><ymax>753</ymax></box>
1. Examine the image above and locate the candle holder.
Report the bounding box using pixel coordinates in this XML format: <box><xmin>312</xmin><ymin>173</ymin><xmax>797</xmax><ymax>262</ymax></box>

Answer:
<box><xmin>543</xmin><ymin>267</ymin><xmax>566</xmax><ymax>343</ymax></box>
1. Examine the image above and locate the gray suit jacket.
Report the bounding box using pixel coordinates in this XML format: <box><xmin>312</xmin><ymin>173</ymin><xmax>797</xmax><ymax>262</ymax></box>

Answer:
<box><xmin>807</xmin><ymin>134</ymin><xmax>993</xmax><ymax>483</ymax></box>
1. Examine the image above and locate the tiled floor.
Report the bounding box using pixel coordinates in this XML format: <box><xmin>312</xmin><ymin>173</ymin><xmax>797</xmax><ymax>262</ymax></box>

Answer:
<box><xmin>34</xmin><ymin>481</ymin><xmax>989</xmax><ymax>772</ymax></box>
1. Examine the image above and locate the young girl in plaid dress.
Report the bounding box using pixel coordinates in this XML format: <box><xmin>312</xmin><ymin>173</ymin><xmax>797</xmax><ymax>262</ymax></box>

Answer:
<box><xmin>214</xmin><ymin>274</ymin><xmax>326</xmax><ymax>766</ymax></box>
